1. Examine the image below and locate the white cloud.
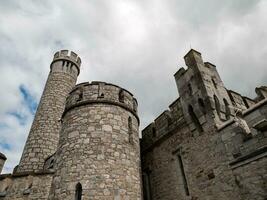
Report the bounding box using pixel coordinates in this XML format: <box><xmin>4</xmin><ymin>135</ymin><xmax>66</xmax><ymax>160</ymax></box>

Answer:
<box><xmin>0</xmin><ymin>0</ymin><xmax>266</xmax><ymax>173</ymax></box>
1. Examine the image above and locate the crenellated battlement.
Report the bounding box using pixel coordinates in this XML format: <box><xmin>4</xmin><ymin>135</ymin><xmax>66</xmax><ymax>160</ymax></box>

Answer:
<box><xmin>64</xmin><ymin>81</ymin><xmax>138</xmax><ymax>121</ymax></box>
<box><xmin>141</xmin><ymin>98</ymin><xmax>186</xmax><ymax>152</ymax></box>
<box><xmin>51</xmin><ymin>50</ymin><xmax>81</xmax><ymax>75</ymax></box>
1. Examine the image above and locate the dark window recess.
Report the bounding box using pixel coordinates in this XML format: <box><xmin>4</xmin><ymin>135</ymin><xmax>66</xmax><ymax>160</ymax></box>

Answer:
<box><xmin>62</xmin><ymin>61</ymin><xmax>65</xmax><ymax>67</ymax></box>
<box><xmin>188</xmin><ymin>105</ymin><xmax>203</xmax><ymax>133</ymax></box>
<box><xmin>223</xmin><ymin>98</ymin><xmax>231</xmax><ymax>120</ymax></box>
<box><xmin>75</xmin><ymin>183</ymin><xmax>82</xmax><ymax>200</ymax></box>
<box><xmin>198</xmin><ymin>98</ymin><xmax>206</xmax><ymax>114</ymax></box>
<box><xmin>177</xmin><ymin>154</ymin><xmax>190</xmax><ymax>196</ymax></box>
<box><xmin>128</xmin><ymin>117</ymin><xmax>133</xmax><ymax>144</ymax></box>
<box><xmin>214</xmin><ymin>95</ymin><xmax>221</xmax><ymax>118</ymax></box>
<box><xmin>119</xmin><ymin>89</ymin><xmax>125</xmax><ymax>103</ymax></box>
<box><xmin>143</xmin><ymin>170</ymin><xmax>152</xmax><ymax>200</ymax></box>
<box><xmin>152</xmin><ymin>127</ymin><xmax>156</xmax><ymax>137</ymax></box>
<box><xmin>77</xmin><ymin>89</ymin><xmax>83</xmax><ymax>102</ymax></box>
<box><xmin>188</xmin><ymin>84</ymin><xmax>193</xmax><ymax>95</ymax></box>
<box><xmin>48</xmin><ymin>159</ymin><xmax>54</xmax><ymax>169</ymax></box>
<box><xmin>212</xmin><ymin>78</ymin><xmax>217</xmax><ymax>89</ymax></box>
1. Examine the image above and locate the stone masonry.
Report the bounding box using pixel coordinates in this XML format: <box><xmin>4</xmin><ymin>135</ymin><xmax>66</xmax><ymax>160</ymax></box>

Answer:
<box><xmin>0</xmin><ymin>49</ymin><xmax>266</xmax><ymax>200</ymax></box>
<box><xmin>17</xmin><ymin>50</ymin><xmax>81</xmax><ymax>173</ymax></box>
<box><xmin>141</xmin><ymin>49</ymin><xmax>267</xmax><ymax>200</ymax></box>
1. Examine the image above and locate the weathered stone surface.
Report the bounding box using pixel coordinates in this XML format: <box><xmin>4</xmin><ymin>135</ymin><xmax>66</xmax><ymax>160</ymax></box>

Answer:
<box><xmin>0</xmin><ymin>49</ymin><xmax>266</xmax><ymax>200</ymax></box>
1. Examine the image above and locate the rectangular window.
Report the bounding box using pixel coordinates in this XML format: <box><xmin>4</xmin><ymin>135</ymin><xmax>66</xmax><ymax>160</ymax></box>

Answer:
<box><xmin>143</xmin><ymin>170</ymin><xmax>152</xmax><ymax>200</ymax></box>
<box><xmin>176</xmin><ymin>154</ymin><xmax>190</xmax><ymax>196</ymax></box>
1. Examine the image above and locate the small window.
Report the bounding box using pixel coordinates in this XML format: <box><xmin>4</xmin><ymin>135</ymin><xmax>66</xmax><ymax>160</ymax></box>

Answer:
<box><xmin>152</xmin><ymin>127</ymin><xmax>156</xmax><ymax>137</ymax></box>
<box><xmin>223</xmin><ymin>98</ymin><xmax>231</xmax><ymax>120</ymax></box>
<box><xmin>119</xmin><ymin>89</ymin><xmax>124</xmax><ymax>103</ymax></box>
<box><xmin>48</xmin><ymin>159</ymin><xmax>54</xmax><ymax>169</ymax></box>
<box><xmin>128</xmin><ymin>117</ymin><xmax>133</xmax><ymax>144</ymax></box>
<box><xmin>75</xmin><ymin>183</ymin><xmax>82</xmax><ymax>200</ymax></box>
<box><xmin>188</xmin><ymin>105</ymin><xmax>203</xmax><ymax>133</ymax></box>
<box><xmin>214</xmin><ymin>95</ymin><xmax>221</xmax><ymax>118</ymax></box>
<box><xmin>188</xmin><ymin>84</ymin><xmax>193</xmax><ymax>95</ymax></box>
<box><xmin>77</xmin><ymin>89</ymin><xmax>83</xmax><ymax>102</ymax></box>
<box><xmin>198</xmin><ymin>98</ymin><xmax>206</xmax><ymax>114</ymax></box>
<box><xmin>212</xmin><ymin>78</ymin><xmax>217</xmax><ymax>89</ymax></box>
<box><xmin>176</xmin><ymin>154</ymin><xmax>190</xmax><ymax>196</ymax></box>
<box><xmin>143</xmin><ymin>170</ymin><xmax>152</xmax><ymax>200</ymax></box>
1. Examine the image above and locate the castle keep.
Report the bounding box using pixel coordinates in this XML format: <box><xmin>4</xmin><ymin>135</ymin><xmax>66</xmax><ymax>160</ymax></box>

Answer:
<box><xmin>0</xmin><ymin>49</ymin><xmax>266</xmax><ymax>200</ymax></box>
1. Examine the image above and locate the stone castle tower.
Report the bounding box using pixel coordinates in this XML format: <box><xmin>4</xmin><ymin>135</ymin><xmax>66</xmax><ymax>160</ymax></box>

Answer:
<box><xmin>48</xmin><ymin>81</ymin><xmax>141</xmax><ymax>199</ymax></box>
<box><xmin>0</xmin><ymin>49</ymin><xmax>266</xmax><ymax>200</ymax></box>
<box><xmin>18</xmin><ymin>50</ymin><xmax>81</xmax><ymax>173</ymax></box>
<box><xmin>0</xmin><ymin>50</ymin><xmax>141</xmax><ymax>199</ymax></box>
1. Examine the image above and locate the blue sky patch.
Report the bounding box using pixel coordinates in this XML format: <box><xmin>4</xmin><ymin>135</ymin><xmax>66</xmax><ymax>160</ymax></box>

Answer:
<box><xmin>19</xmin><ymin>85</ymin><xmax>37</xmax><ymax>115</ymax></box>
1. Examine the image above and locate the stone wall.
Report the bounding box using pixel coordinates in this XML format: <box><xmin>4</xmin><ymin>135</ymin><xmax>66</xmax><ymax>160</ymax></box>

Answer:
<box><xmin>0</xmin><ymin>172</ymin><xmax>53</xmax><ymax>199</ymax></box>
<box><xmin>141</xmin><ymin>49</ymin><xmax>267</xmax><ymax>200</ymax></box>
<box><xmin>49</xmin><ymin>82</ymin><xmax>142</xmax><ymax>200</ymax></box>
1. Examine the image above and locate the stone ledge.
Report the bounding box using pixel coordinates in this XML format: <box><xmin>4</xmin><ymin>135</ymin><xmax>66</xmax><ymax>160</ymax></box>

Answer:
<box><xmin>0</xmin><ymin>170</ymin><xmax>55</xmax><ymax>180</ymax></box>
<box><xmin>63</xmin><ymin>99</ymin><xmax>140</xmax><ymax>124</ymax></box>
<box><xmin>229</xmin><ymin>146</ymin><xmax>267</xmax><ymax>169</ymax></box>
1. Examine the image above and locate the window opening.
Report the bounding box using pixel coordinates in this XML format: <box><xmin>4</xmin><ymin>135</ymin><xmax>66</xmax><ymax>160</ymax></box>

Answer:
<box><xmin>188</xmin><ymin>105</ymin><xmax>203</xmax><ymax>133</ymax></box>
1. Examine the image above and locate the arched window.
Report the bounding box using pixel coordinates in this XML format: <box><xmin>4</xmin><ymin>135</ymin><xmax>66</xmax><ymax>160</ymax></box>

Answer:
<box><xmin>119</xmin><ymin>89</ymin><xmax>124</xmax><ymax>103</ymax></box>
<box><xmin>75</xmin><ymin>183</ymin><xmax>82</xmax><ymax>200</ymax></box>
<box><xmin>128</xmin><ymin>117</ymin><xmax>133</xmax><ymax>144</ymax></box>
<box><xmin>198</xmin><ymin>98</ymin><xmax>206</xmax><ymax>114</ymax></box>
<box><xmin>188</xmin><ymin>105</ymin><xmax>203</xmax><ymax>133</ymax></box>
<box><xmin>223</xmin><ymin>98</ymin><xmax>231</xmax><ymax>120</ymax></box>
<box><xmin>214</xmin><ymin>95</ymin><xmax>221</xmax><ymax>118</ymax></box>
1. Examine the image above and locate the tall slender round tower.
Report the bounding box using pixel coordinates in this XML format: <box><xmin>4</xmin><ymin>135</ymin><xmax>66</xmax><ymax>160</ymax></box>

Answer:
<box><xmin>17</xmin><ymin>50</ymin><xmax>81</xmax><ymax>173</ymax></box>
<box><xmin>49</xmin><ymin>82</ymin><xmax>142</xmax><ymax>200</ymax></box>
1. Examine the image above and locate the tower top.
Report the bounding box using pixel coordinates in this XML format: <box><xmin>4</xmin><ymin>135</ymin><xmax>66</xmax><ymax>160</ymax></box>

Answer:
<box><xmin>52</xmin><ymin>49</ymin><xmax>81</xmax><ymax>69</ymax></box>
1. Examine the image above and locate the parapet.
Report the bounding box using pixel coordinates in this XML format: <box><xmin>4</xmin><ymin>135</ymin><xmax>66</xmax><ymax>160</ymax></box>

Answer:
<box><xmin>141</xmin><ymin>98</ymin><xmax>186</xmax><ymax>152</ymax></box>
<box><xmin>51</xmin><ymin>50</ymin><xmax>81</xmax><ymax>73</ymax></box>
<box><xmin>63</xmin><ymin>81</ymin><xmax>138</xmax><ymax>121</ymax></box>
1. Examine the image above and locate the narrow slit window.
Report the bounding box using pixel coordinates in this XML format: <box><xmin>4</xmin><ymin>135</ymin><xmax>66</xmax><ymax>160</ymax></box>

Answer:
<box><xmin>75</xmin><ymin>183</ymin><xmax>82</xmax><ymax>200</ymax></box>
<box><xmin>198</xmin><ymin>98</ymin><xmax>206</xmax><ymax>114</ymax></box>
<box><xmin>177</xmin><ymin>154</ymin><xmax>190</xmax><ymax>196</ymax></box>
<box><xmin>214</xmin><ymin>95</ymin><xmax>221</xmax><ymax>118</ymax></box>
<box><xmin>188</xmin><ymin>84</ymin><xmax>193</xmax><ymax>95</ymax></box>
<box><xmin>212</xmin><ymin>78</ymin><xmax>217</xmax><ymax>89</ymax></box>
<box><xmin>128</xmin><ymin>117</ymin><xmax>133</xmax><ymax>144</ymax></box>
<box><xmin>143</xmin><ymin>170</ymin><xmax>152</xmax><ymax>200</ymax></box>
<box><xmin>188</xmin><ymin>105</ymin><xmax>203</xmax><ymax>133</ymax></box>
<box><xmin>152</xmin><ymin>127</ymin><xmax>156</xmax><ymax>137</ymax></box>
<box><xmin>119</xmin><ymin>89</ymin><xmax>125</xmax><ymax>103</ymax></box>
<box><xmin>223</xmin><ymin>98</ymin><xmax>231</xmax><ymax>120</ymax></box>
<box><xmin>77</xmin><ymin>88</ymin><xmax>83</xmax><ymax>102</ymax></box>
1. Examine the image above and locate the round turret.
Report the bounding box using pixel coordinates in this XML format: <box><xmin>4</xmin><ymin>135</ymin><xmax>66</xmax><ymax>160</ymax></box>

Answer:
<box><xmin>49</xmin><ymin>81</ymin><xmax>141</xmax><ymax>199</ymax></box>
<box><xmin>64</xmin><ymin>81</ymin><xmax>138</xmax><ymax>119</ymax></box>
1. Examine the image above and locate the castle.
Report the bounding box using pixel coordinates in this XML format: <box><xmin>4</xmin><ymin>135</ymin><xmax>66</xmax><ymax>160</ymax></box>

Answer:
<box><xmin>0</xmin><ymin>49</ymin><xmax>266</xmax><ymax>200</ymax></box>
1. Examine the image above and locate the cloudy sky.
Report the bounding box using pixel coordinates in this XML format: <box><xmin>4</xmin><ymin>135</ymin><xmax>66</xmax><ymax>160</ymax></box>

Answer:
<box><xmin>0</xmin><ymin>0</ymin><xmax>266</xmax><ymax>173</ymax></box>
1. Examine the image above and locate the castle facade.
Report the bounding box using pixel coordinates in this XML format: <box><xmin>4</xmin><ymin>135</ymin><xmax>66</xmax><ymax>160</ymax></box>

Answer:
<box><xmin>0</xmin><ymin>49</ymin><xmax>266</xmax><ymax>200</ymax></box>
